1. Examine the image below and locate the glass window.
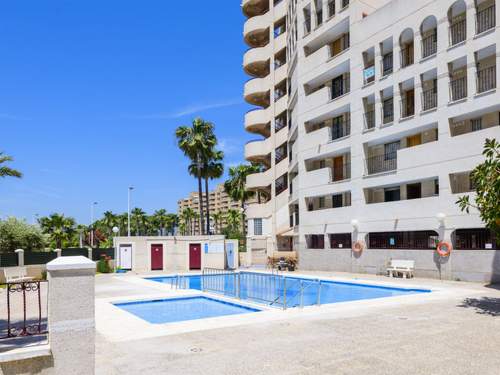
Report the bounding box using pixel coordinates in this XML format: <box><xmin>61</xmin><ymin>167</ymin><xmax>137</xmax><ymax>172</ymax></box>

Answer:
<box><xmin>254</xmin><ymin>218</ymin><xmax>263</xmax><ymax>236</ymax></box>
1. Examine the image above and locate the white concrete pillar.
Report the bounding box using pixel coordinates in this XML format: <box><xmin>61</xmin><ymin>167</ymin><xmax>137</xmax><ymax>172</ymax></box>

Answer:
<box><xmin>245</xmin><ymin>237</ymin><xmax>252</xmax><ymax>267</ymax></box>
<box><xmin>14</xmin><ymin>249</ymin><xmax>24</xmax><ymax>267</ymax></box>
<box><xmin>54</xmin><ymin>249</ymin><xmax>62</xmax><ymax>257</ymax></box>
<box><xmin>46</xmin><ymin>256</ymin><xmax>96</xmax><ymax>375</ymax></box>
<box><xmin>87</xmin><ymin>247</ymin><xmax>93</xmax><ymax>260</ymax></box>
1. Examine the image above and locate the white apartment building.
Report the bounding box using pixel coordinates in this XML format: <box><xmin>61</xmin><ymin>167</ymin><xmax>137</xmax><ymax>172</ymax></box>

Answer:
<box><xmin>243</xmin><ymin>0</ymin><xmax>500</xmax><ymax>282</ymax></box>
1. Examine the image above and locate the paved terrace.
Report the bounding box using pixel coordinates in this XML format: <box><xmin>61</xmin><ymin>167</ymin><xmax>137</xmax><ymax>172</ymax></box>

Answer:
<box><xmin>95</xmin><ymin>270</ymin><xmax>500</xmax><ymax>375</ymax></box>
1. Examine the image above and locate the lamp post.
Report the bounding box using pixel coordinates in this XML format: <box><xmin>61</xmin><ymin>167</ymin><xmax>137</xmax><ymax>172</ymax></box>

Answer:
<box><xmin>90</xmin><ymin>202</ymin><xmax>98</xmax><ymax>248</ymax></box>
<box><xmin>128</xmin><ymin>186</ymin><xmax>134</xmax><ymax>237</ymax></box>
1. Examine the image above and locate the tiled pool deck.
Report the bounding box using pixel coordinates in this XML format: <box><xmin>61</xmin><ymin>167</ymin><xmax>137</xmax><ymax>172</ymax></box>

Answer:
<box><xmin>95</xmin><ymin>270</ymin><xmax>500</xmax><ymax>375</ymax></box>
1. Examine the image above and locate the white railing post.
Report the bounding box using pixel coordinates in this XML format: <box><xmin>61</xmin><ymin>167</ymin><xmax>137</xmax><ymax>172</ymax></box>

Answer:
<box><xmin>46</xmin><ymin>256</ymin><xmax>96</xmax><ymax>374</ymax></box>
<box><xmin>14</xmin><ymin>249</ymin><xmax>24</xmax><ymax>267</ymax></box>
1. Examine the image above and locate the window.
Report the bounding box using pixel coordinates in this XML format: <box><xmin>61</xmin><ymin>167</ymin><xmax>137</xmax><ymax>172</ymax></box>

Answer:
<box><xmin>319</xmin><ymin>159</ymin><xmax>326</xmax><ymax>169</ymax></box>
<box><xmin>319</xmin><ymin>197</ymin><xmax>325</xmax><ymax>208</ymax></box>
<box><xmin>455</xmin><ymin>228</ymin><xmax>497</xmax><ymax>250</ymax></box>
<box><xmin>434</xmin><ymin>178</ymin><xmax>439</xmax><ymax>195</ymax></box>
<box><xmin>329</xmin><ymin>233</ymin><xmax>352</xmax><ymax>249</ymax></box>
<box><xmin>384</xmin><ymin>187</ymin><xmax>400</xmax><ymax>202</ymax></box>
<box><xmin>306</xmin><ymin>234</ymin><xmax>325</xmax><ymax>249</ymax></box>
<box><xmin>332</xmin><ymin>193</ymin><xmax>343</xmax><ymax>208</ymax></box>
<box><xmin>254</xmin><ymin>219</ymin><xmax>263</xmax><ymax>236</ymax></box>
<box><xmin>369</xmin><ymin>231</ymin><xmax>439</xmax><ymax>249</ymax></box>
<box><xmin>471</xmin><ymin>118</ymin><xmax>482</xmax><ymax>132</ymax></box>
<box><xmin>406</xmin><ymin>183</ymin><xmax>422</xmax><ymax>200</ymax></box>
<box><xmin>384</xmin><ymin>141</ymin><xmax>400</xmax><ymax>160</ymax></box>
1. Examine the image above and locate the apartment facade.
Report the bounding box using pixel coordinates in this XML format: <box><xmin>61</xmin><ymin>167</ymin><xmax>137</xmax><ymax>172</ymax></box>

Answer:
<box><xmin>243</xmin><ymin>0</ymin><xmax>500</xmax><ymax>282</ymax></box>
<box><xmin>178</xmin><ymin>183</ymin><xmax>254</xmax><ymax>234</ymax></box>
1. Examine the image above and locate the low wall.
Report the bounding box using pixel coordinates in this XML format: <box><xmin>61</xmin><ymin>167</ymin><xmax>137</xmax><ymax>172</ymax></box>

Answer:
<box><xmin>0</xmin><ymin>264</ymin><xmax>46</xmax><ymax>284</ymax></box>
<box><xmin>298</xmin><ymin>248</ymin><xmax>500</xmax><ymax>283</ymax></box>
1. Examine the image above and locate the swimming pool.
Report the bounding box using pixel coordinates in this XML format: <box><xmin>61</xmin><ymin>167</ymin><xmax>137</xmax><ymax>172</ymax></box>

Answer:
<box><xmin>147</xmin><ymin>272</ymin><xmax>431</xmax><ymax>308</ymax></box>
<box><xmin>114</xmin><ymin>296</ymin><xmax>260</xmax><ymax>324</ymax></box>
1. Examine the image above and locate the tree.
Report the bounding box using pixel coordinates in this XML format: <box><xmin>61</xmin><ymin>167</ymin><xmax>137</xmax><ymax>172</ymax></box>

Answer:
<box><xmin>0</xmin><ymin>152</ymin><xmax>22</xmax><ymax>179</ymax></box>
<box><xmin>211</xmin><ymin>211</ymin><xmax>224</xmax><ymax>235</ymax></box>
<box><xmin>457</xmin><ymin>138</ymin><xmax>500</xmax><ymax>239</ymax></box>
<box><xmin>224</xmin><ymin>164</ymin><xmax>259</xmax><ymax>238</ymax></box>
<box><xmin>38</xmin><ymin>213</ymin><xmax>76</xmax><ymax>249</ymax></box>
<box><xmin>151</xmin><ymin>209</ymin><xmax>170</xmax><ymax>236</ymax></box>
<box><xmin>180</xmin><ymin>207</ymin><xmax>197</xmax><ymax>235</ymax></box>
<box><xmin>130</xmin><ymin>208</ymin><xmax>148</xmax><ymax>236</ymax></box>
<box><xmin>175</xmin><ymin>118</ymin><xmax>217</xmax><ymax>235</ymax></box>
<box><xmin>165</xmin><ymin>214</ymin><xmax>178</xmax><ymax>235</ymax></box>
<box><xmin>225</xmin><ymin>209</ymin><xmax>241</xmax><ymax>232</ymax></box>
<box><xmin>0</xmin><ymin>217</ymin><xmax>46</xmax><ymax>253</ymax></box>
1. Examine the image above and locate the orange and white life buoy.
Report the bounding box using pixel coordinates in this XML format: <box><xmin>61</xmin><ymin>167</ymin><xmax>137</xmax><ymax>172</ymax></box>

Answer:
<box><xmin>436</xmin><ymin>241</ymin><xmax>452</xmax><ymax>257</ymax></box>
<box><xmin>352</xmin><ymin>240</ymin><xmax>365</xmax><ymax>253</ymax></box>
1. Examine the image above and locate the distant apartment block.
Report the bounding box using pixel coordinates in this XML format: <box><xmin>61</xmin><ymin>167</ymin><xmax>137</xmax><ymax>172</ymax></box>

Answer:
<box><xmin>242</xmin><ymin>0</ymin><xmax>500</xmax><ymax>281</ymax></box>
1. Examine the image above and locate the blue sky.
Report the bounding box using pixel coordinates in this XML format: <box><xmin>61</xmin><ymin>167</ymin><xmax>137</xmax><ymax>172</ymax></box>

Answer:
<box><xmin>0</xmin><ymin>1</ymin><xmax>253</xmax><ymax>224</ymax></box>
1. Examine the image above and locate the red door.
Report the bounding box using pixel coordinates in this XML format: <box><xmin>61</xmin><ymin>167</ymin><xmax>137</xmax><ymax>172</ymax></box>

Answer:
<box><xmin>189</xmin><ymin>243</ymin><xmax>201</xmax><ymax>270</ymax></box>
<box><xmin>151</xmin><ymin>244</ymin><xmax>163</xmax><ymax>271</ymax></box>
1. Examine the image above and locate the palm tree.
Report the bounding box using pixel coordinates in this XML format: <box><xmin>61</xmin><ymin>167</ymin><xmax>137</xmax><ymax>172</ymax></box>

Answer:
<box><xmin>175</xmin><ymin>118</ymin><xmax>217</xmax><ymax>235</ymax></box>
<box><xmin>225</xmin><ymin>209</ymin><xmax>241</xmax><ymax>232</ymax></box>
<box><xmin>203</xmin><ymin>150</ymin><xmax>224</xmax><ymax>234</ymax></box>
<box><xmin>130</xmin><ymin>208</ymin><xmax>148</xmax><ymax>236</ymax></box>
<box><xmin>180</xmin><ymin>207</ymin><xmax>196</xmax><ymax>235</ymax></box>
<box><xmin>116</xmin><ymin>213</ymin><xmax>129</xmax><ymax>236</ymax></box>
<box><xmin>224</xmin><ymin>164</ymin><xmax>259</xmax><ymax>238</ymax></box>
<box><xmin>165</xmin><ymin>213</ymin><xmax>178</xmax><ymax>235</ymax></box>
<box><xmin>151</xmin><ymin>209</ymin><xmax>169</xmax><ymax>235</ymax></box>
<box><xmin>211</xmin><ymin>211</ymin><xmax>224</xmax><ymax>235</ymax></box>
<box><xmin>38</xmin><ymin>213</ymin><xmax>76</xmax><ymax>249</ymax></box>
<box><xmin>0</xmin><ymin>152</ymin><xmax>22</xmax><ymax>179</ymax></box>
<box><xmin>100</xmin><ymin>211</ymin><xmax>118</xmax><ymax>237</ymax></box>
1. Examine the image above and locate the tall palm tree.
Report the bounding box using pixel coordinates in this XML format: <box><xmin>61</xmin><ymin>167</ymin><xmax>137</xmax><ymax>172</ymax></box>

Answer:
<box><xmin>151</xmin><ymin>209</ymin><xmax>169</xmax><ymax>235</ymax></box>
<box><xmin>211</xmin><ymin>211</ymin><xmax>224</xmax><ymax>235</ymax></box>
<box><xmin>225</xmin><ymin>209</ymin><xmax>242</xmax><ymax>232</ymax></box>
<box><xmin>130</xmin><ymin>208</ymin><xmax>147</xmax><ymax>236</ymax></box>
<box><xmin>203</xmin><ymin>150</ymin><xmax>224</xmax><ymax>234</ymax></box>
<box><xmin>100</xmin><ymin>211</ymin><xmax>118</xmax><ymax>237</ymax></box>
<box><xmin>224</xmin><ymin>164</ymin><xmax>259</xmax><ymax>238</ymax></box>
<box><xmin>0</xmin><ymin>152</ymin><xmax>22</xmax><ymax>179</ymax></box>
<box><xmin>175</xmin><ymin>118</ymin><xmax>217</xmax><ymax>235</ymax></box>
<box><xmin>38</xmin><ymin>213</ymin><xmax>76</xmax><ymax>249</ymax></box>
<box><xmin>165</xmin><ymin>213</ymin><xmax>178</xmax><ymax>235</ymax></box>
<box><xmin>180</xmin><ymin>207</ymin><xmax>196</xmax><ymax>235</ymax></box>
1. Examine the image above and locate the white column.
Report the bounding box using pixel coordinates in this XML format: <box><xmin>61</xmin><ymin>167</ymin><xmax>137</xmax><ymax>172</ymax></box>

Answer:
<box><xmin>14</xmin><ymin>249</ymin><xmax>24</xmax><ymax>267</ymax></box>
<box><xmin>47</xmin><ymin>256</ymin><xmax>96</xmax><ymax>375</ymax></box>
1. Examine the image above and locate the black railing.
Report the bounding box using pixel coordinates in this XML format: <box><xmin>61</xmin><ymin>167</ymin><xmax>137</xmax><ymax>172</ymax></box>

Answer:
<box><xmin>342</xmin><ymin>0</ymin><xmax>350</xmax><ymax>9</ymax></box>
<box><xmin>455</xmin><ymin>228</ymin><xmax>497</xmax><ymax>250</ymax></box>
<box><xmin>400</xmin><ymin>97</ymin><xmax>415</xmax><ymax>118</ymax></box>
<box><xmin>476</xmin><ymin>5</ymin><xmax>496</xmax><ymax>34</ymax></box>
<box><xmin>24</xmin><ymin>251</ymin><xmax>58</xmax><ymax>265</ymax></box>
<box><xmin>364</xmin><ymin>110</ymin><xmax>375</xmax><ymax>130</ymax></box>
<box><xmin>421</xmin><ymin>88</ymin><xmax>437</xmax><ymax>111</ymax></box>
<box><xmin>477</xmin><ymin>65</ymin><xmax>496</xmax><ymax>93</ymax></box>
<box><xmin>449</xmin><ymin>76</ymin><xmax>467</xmax><ymax>101</ymax></box>
<box><xmin>2</xmin><ymin>281</ymin><xmax>48</xmax><ymax>341</ymax></box>
<box><xmin>331</xmin><ymin>77</ymin><xmax>350</xmax><ymax>99</ymax></box>
<box><xmin>329</xmin><ymin>233</ymin><xmax>352</xmax><ymax>249</ymax></box>
<box><xmin>400</xmin><ymin>44</ymin><xmax>414</xmax><ymax>68</ymax></box>
<box><xmin>449</xmin><ymin>16</ymin><xmax>466</xmax><ymax>46</ymax></box>
<box><xmin>382</xmin><ymin>53</ymin><xmax>393</xmax><ymax>76</ymax></box>
<box><xmin>382</xmin><ymin>99</ymin><xmax>394</xmax><ymax>124</ymax></box>
<box><xmin>0</xmin><ymin>252</ymin><xmax>18</xmax><ymax>267</ymax></box>
<box><xmin>369</xmin><ymin>231</ymin><xmax>439</xmax><ymax>250</ymax></box>
<box><xmin>421</xmin><ymin>31</ymin><xmax>437</xmax><ymax>58</ymax></box>
<box><xmin>316</xmin><ymin>9</ymin><xmax>323</xmax><ymax>27</ymax></box>
<box><xmin>304</xmin><ymin>19</ymin><xmax>311</xmax><ymax>34</ymax></box>
<box><xmin>275</xmin><ymin>174</ymin><xmax>288</xmax><ymax>196</ymax></box>
<box><xmin>328</xmin><ymin>0</ymin><xmax>335</xmax><ymax>17</ymax></box>
<box><xmin>366</xmin><ymin>153</ymin><xmax>397</xmax><ymax>175</ymax></box>
<box><xmin>331</xmin><ymin>117</ymin><xmax>351</xmax><ymax>140</ymax></box>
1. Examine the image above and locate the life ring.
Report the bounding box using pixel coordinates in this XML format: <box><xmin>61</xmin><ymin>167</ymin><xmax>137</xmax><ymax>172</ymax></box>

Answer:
<box><xmin>352</xmin><ymin>240</ymin><xmax>365</xmax><ymax>253</ymax></box>
<box><xmin>436</xmin><ymin>241</ymin><xmax>452</xmax><ymax>257</ymax></box>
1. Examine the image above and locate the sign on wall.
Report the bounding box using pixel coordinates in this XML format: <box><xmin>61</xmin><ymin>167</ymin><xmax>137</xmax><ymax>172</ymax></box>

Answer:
<box><xmin>205</xmin><ymin>242</ymin><xmax>224</xmax><ymax>254</ymax></box>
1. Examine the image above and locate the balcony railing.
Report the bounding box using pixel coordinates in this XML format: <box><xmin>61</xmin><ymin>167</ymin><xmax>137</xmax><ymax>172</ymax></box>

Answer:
<box><xmin>275</xmin><ymin>147</ymin><xmax>287</xmax><ymax>164</ymax></box>
<box><xmin>449</xmin><ymin>16</ymin><xmax>466</xmax><ymax>46</ymax></box>
<box><xmin>366</xmin><ymin>153</ymin><xmax>397</xmax><ymax>175</ymax></box>
<box><xmin>382</xmin><ymin>99</ymin><xmax>394</xmax><ymax>124</ymax></box>
<box><xmin>400</xmin><ymin>44</ymin><xmax>414</xmax><ymax>68</ymax></box>
<box><xmin>275</xmin><ymin>174</ymin><xmax>288</xmax><ymax>196</ymax></box>
<box><xmin>331</xmin><ymin>118</ymin><xmax>351</xmax><ymax>140</ymax></box>
<box><xmin>332</xmin><ymin>162</ymin><xmax>351</xmax><ymax>182</ymax></box>
<box><xmin>449</xmin><ymin>76</ymin><xmax>467</xmax><ymax>101</ymax></box>
<box><xmin>476</xmin><ymin>5</ymin><xmax>496</xmax><ymax>34</ymax></box>
<box><xmin>421</xmin><ymin>88</ymin><xmax>437</xmax><ymax>111</ymax></box>
<box><xmin>328</xmin><ymin>0</ymin><xmax>335</xmax><ymax>18</ymax></box>
<box><xmin>363</xmin><ymin>65</ymin><xmax>375</xmax><ymax>85</ymax></box>
<box><xmin>364</xmin><ymin>110</ymin><xmax>375</xmax><ymax>130</ymax></box>
<box><xmin>382</xmin><ymin>52</ymin><xmax>393</xmax><ymax>76</ymax></box>
<box><xmin>275</xmin><ymin>116</ymin><xmax>287</xmax><ymax>132</ymax></box>
<box><xmin>477</xmin><ymin>65</ymin><xmax>497</xmax><ymax>93</ymax></box>
<box><xmin>342</xmin><ymin>0</ymin><xmax>350</xmax><ymax>9</ymax></box>
<box><xmin>400</xmin><ymin>97</ymin><xmax>415</xmax><ymax>118</ymax></box>
<box><xmin>316</xmin><ymin>10</ymin><xmax>323</xmax><ymax>27</ymax></box>
<box><xmin>304</xmin><ymin>19</ymin><xmax>312</xmax><ymax>35</ymax></box>
<box><xmin>421</xmin><ymin>31</ymin><xmax>437</xmax><ymax>58</ymax></box>
<box><xmin>331</xmin><ymin>77</ymin><xmax>350</xmax><ymax>99</ymax></box>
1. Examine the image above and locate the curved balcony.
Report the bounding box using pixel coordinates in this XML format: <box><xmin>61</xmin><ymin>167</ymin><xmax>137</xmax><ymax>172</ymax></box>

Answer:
<box><xmin>245</xmin><ymin>108</ymin><xmax>271</xmax><ymax>136</ymax></box>
<box><xmin>242</xmin><ymin>0</ymin><xmax>269</xmax><ymax>18</ymax></box>
<box><xmin>247</xmin><ymin>168</ymin><xmax>273</xmax><ymax>190</ymax></box>
<box><xmin>245</xmin><ymin>137</ymin><xmax>272</xmax><ymax>163</ymax></box>
<box><xmin>244</xmin><ymin>45</ymin><xmax>271</xmax><ymax>77</ymax></box>
<box><xmin>244</xmin><ymin>12</ymin><xmax>271</xmax><ymax>48</ymax></box>
<box><xmin>244</xmin><ymin>75</ymin><xmax>271</xmax><ymax>107</ymax></box>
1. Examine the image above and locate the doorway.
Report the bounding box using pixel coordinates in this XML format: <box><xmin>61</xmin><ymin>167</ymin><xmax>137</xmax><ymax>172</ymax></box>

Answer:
<box><xmin>118</xmin><ymin>245</ymin><xmax>132</xmax><ymax>270</ymax></box>
<box><xmin>150</xmin><ymin>244</ymin><xmax>163</xmax><ymax>271</ymax></box>
<box><xmin>189</xmin><ymin>243</ymin><xmax>201</xmax><ymax>270</ymax></box>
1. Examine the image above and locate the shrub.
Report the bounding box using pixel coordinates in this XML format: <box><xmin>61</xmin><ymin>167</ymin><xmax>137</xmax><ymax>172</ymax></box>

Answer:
<box><xmin>97</xmin><ymin>255</ymin><xmax>112</xmax><ymax>273</ymax></box>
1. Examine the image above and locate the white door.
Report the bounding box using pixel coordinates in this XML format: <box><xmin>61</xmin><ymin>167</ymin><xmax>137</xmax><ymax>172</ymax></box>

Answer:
<box><xmin>119</xmin><ymin>245</ymin><xmax>133</xmax><ymax>270</ymax></box>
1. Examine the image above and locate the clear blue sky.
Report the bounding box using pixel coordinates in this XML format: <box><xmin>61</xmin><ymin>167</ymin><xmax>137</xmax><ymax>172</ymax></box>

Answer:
<box><xmin>0</xmin><ymin>1</ymin><xmax>252</xmax><ymax>224</ymax></box>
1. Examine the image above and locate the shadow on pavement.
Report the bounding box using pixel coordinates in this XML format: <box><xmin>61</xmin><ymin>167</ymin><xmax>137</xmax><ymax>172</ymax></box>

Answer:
<box><xmin>458</xmin><ymin>297</ymin><xmax>500</xmax><ymax>317</ymax></box>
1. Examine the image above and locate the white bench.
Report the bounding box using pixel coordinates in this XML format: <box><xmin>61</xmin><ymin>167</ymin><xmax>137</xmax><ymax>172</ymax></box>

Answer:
<box><xmin>387</xmin><ymin>260</ymin><xmax>415</xmax><ymax>279</ymax></box>
<box><xmin>3</xmin><ymin>267</ymin><xmax>34</xmax><ymax>283</ymax></box>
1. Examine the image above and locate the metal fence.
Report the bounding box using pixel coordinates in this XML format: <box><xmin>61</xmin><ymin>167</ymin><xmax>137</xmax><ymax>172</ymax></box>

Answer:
<box><xmin>91</xmin><ymin>248</ymin><xmax>115</xmax><ymax>261</ymax></box>
<box><xmin>1</xmin><ymin>280</ymin><xmax>48</xmax><ymax>341</ymax></box>
<box><xmin>0</xmin><ymin>253</ymin><xmax>18</xmax><ymax>268</ymax></box>
<box><xmin>61</xmin><ymin>248</ymin><xmax>89</xmax><ymax>257</ymax></box>
<box><xmin>449</xmin><ymin>16</ymin><xmax>466</xmax><ymax>46</ymax></box>
<box><xmin>476</xmin><ymin>5</ymin><xmax>496</xmax><ymax>35</ymax></box>
<box><xmin>24</xmin><ymin>251</ymin><xmax>57</xmax><ymax>265</ymax></box>
<box><xmin>200</xmin><ymin>268</ymin><xmax>323</xmax><ymax>309</ymax></box>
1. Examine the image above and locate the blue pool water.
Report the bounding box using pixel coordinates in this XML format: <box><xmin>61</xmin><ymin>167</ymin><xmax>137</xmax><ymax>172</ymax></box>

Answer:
<box><xmin>147</xmin><ymin>273</ymin><xmax>430</xmax><ymax>308</ymax></box>
<box><xmin>114</xmin><ymin>296</ymin><xmax>260</xmax><ymax>324</ymax></box>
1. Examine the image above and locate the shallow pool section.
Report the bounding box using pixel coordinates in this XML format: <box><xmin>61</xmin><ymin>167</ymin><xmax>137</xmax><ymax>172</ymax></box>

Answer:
<box><xmin>146</xmin><ymin>272</ymin><xmax>431</xmax><ymax>308</ymax></box>
<box><xmin>114</xmin><ymin>296</ymin><xmax>260</xmax><ymax>324</ymax></box>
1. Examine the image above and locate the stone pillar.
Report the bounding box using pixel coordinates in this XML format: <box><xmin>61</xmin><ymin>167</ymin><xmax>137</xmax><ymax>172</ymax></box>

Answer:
<box><xmin>46</xmin><ymin>256</ymin><xmax>95</xmax><ymax>375</ymax></box>
<box><xmin>14</xmin><ymin>249</ymin><xmax>24</xmax><ymax>267</ymax></box>
<box><xmin>87</xmin><ymin>247</ymin><xmax>93</xmax><ymax>260</ymax></box>
<box><xmin>245</xmin><ymin>237</ymin><xmax>252</xmax><ymax>267</ymax></box>
<box><xmin>54</xmin><ymin>249</ymin><xmax>62</xmax><ymax>257</ymax></box>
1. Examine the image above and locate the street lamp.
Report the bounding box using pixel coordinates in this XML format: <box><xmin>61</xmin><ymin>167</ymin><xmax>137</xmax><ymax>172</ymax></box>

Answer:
<box><xmin>90</xmin><ymin>202</ymin><xmax>98</xmax><ymax>248</ymax></box>
<box><xmin>128</xmin><ymin>186</ymin><xmax>134</xmax><ymax>237</ymax></box>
